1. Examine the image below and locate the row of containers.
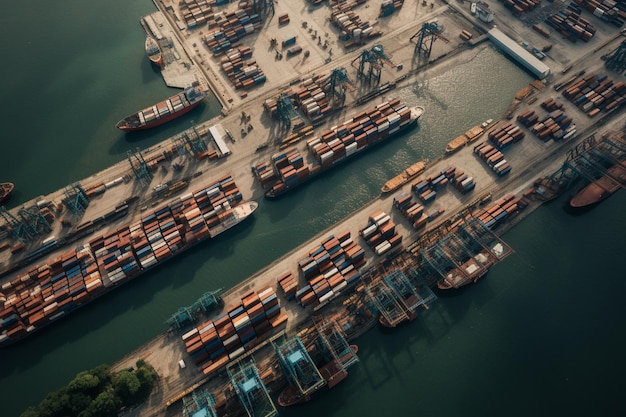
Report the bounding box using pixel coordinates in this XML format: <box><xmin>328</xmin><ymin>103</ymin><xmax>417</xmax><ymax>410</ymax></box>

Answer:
<box><xmin>517</xmin><ymin>106</ymin><xmax>576</xmax><ymax>142</ymax></box>
<box><xmin>359</xmin><ymin>211</ymin><xmax>403</xmax><ymax>256</ymax></box>
<box><xmin>179</xmin><ymin>0</ymin><xmax>215</xmax><ymax>29</ymax></box>
<box><xmin>561</xmin><ymin>73</ymin><xmax>626</xmax><ymax>117</ymax></box>
<box><xmin>411</xmin><ymin>166</ymin><xmax>459</xmax><ymax>205</ymax></box>
<box><xmin>253</xmin><ymin>148</ymin><xmax>311</xmax><ymax>190</ymax></box>
<box><xmin>201</xmin><ymin>8</ymin><xmax>262</xmax><ymax>55</ymax></box>
<box><xmin>545</xmin><ymin>3</ymin><xmax>597</xmax><ymax>43</ymax></box>
<box><xmin>380</xmin><ymin>0</ymin><xmax>405</xmax><ymax>17</ymax></box>
<box><xmin>393</xmin><ymin>189</ymin><xmax>449</xmax><ymax>231</ymax></box>
<box><xmin>330</xmin><ymin>1</ymin><xmax>382</xmax><ymax>43</ymax></box>
<box><xmin>219</xmin><ymin>45</ymin><xmax>266</xmax><ymax>90</ymax></box>
<box><xmin>294</xmin><ymin>73</ymin><xmax>338</xmax><ymax>120</ymax></box>
<box><xmin>486</xmin><ymin>121</ymin><xmax>526</xmax><ymax>150</ymax></box>
<box><xmin>473</xmin><ymin>142</ymin><xmax>512</xmax><ymax>177</ymax></box>
<box><xmin>290</xmin><ymin>232</ymin><xmax>366</xmax><ymax>308</ymax></box>
<box><xmin>473</xmin><ymin>193</ymin><xmax>529</xmax><ymax>230</ymax></box>
<box><xmin>0</xmin><ymin>176</ymin><xmax>247</xmax><ymax>345</ymax></box>
<box><xmin>253</xmin><ymin>99</ymin><xmax>416</xmax><ymax>195</ymax></box>
<box><xmin>573</xmin><ymin>0</ymin><xmax>626</xmax><ymax>26</ymax></box>
<box><xmin>182</xmin><ymin>287</ymin><xmax>288</xmax><ymax>375</ymax></box>
<box><xmin>503</xmin><ymin>0</ymin><xmax>541</xmax><ymax>18</ymax></box>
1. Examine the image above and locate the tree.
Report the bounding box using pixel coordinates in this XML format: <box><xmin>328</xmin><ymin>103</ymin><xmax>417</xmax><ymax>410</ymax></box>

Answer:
<box><xmin>38</xmin><ymin>388</ymin><xmax>71</xmax><ymax>417</ymax></box>
<box><xmin>113</xmin><ymin>370</ymin><xmax>141</xmax><ymax>406</ymax></box>
<box><xmin>68</xmin><ymin>371</ymin><xmax>100</xmax><ymax>395</ymax></box>
<box><xmin>87</xmin><ymin>388</ymin><xmax>120</xmax><ymax>417</ymax></box>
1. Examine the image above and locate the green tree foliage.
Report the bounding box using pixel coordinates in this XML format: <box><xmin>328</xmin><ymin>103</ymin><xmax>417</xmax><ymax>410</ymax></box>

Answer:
<box><xmin>20</xmin><ymin>362</ymin><xmax>157</xmax><ymax>417</ymax></box>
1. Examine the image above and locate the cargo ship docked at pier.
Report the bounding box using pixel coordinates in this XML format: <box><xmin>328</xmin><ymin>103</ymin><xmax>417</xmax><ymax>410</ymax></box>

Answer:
<box><xmin>437</xmin><ymin>251</ymin><xmax>494</xmax><ymax>290</ymax></box>
<box><xmin>0</xmin><ymin>182</ymin><xmax>14</xmax><ymax>205</ymax></box>
<box><xmin>444</xmin><ymin>119</ymin><xmax>493</xmax><ymax>155</ymax></box>
<box><xmin>145</xmin><ymin>35</ymin><xmax>163</xmax><ymax>68</ymax></box>
<box><xmin>569</xmin><ymin>163</ymin><xmax>626</xmax><ymax>208</ymax></box>
<box><xmin>115</xmin><ymin>84</ymin><xmax>207</xmax><ymax>132</ymax></box>
<box><xmin>253</xmin><ymin>99</ymin><xmax>423</xmax><ymax>199</ymax></box>
<box><xmin>0</xmin><ymin>177</ymin><xmax>257</xmax><ymax>347</ymax></box>
<box><xmin>381</xmin><ymin>160</ymin><xmax>428</xmax><ymax>194</ymax></box>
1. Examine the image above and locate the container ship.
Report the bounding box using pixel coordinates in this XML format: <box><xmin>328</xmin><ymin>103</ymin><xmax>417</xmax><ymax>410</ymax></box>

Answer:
<box><xmin>0</xmin><ymin>182</ymin><xmax>14</xmax><ymax>205</ymax></box>
<box><xmin>569</xmin><ymin>163</ymin><xmax>626</xmax><ymax>208</ymax></box>
<box><xmin>444</xmin><ymin>119</ymin><xmax>493</xmax><ymax>155</ymax></box>
<box><xmin>381</xmin><ymin>160</ymin><xmax>428</xmax><ymax>194</ymax></box>
<box><xmin>253</xmin><ymin>99</ymin><xmax>424</xmax><ymax>198</ymax></box>
<box><xmin>116</xmin><ymin>83</ymin><xmax>207</xmax><ymax>132</ymax></box>
<box><xmin>145</xmin><ymin>35</ymin><xmax>163</xmax><ymax>69</ymax></box>
<box><xmin>0</xmin><ymin>176</ymin><xmax>257</xmax><ymax>347</ymax></box>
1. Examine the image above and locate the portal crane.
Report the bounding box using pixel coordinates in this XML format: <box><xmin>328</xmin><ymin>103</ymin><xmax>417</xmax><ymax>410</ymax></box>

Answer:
<box><xmin>410</xmin><ymin>21</ymin><xmax>449</xmax><ymax>59</ymax></box>
<box><xmin>324</xmin><ymin>67</ymin><xmax>355</xmax><ymax>106</ymax></box>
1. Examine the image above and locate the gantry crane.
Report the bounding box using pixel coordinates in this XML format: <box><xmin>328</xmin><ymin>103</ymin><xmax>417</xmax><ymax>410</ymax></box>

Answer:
<box><xmin>410</xmin><ymin>21</ymin><xmax>449</xmax><ymax>59</ymax></box>
<box><xmin>324</xmin><ymin>67</ymin><xmax>355</xmax><ymax>106</ymax></box>
<box><xmin>352</xmin><ymin>44</ymin><xmax>395</xmax><ymax>84</ymax></box>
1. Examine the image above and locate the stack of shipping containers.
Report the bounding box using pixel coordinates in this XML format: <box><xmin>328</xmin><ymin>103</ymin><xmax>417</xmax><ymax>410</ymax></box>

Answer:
<box><xmin>182</xmin><ymin>287</ymin><xmax>287</xmax><ymax>375</ymax></box>
<box><xmin>295</xmin><ymin>232</ymin><xmax>365</xmax><ymax>307</ymax></box>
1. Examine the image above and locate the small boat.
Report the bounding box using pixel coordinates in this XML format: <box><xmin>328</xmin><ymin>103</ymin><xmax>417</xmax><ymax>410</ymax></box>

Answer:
<box><xmin>0</xmin><ymin>182</ymin><xmax>14</xmax><ymax>205</ymax></box>
<box><xmin>145</xmin><ymin>35</ymin><xmax>163</xmax><ymax>69</ymax></box>
<box><xmin>381</xmin><ymin>160</ymin><xmax>428</xmax><ymax>194</ymax></box>
<box><xmin>116</xmin><ymin>83</ymin><xmax>207</xmax><ymax>132</ymax></box>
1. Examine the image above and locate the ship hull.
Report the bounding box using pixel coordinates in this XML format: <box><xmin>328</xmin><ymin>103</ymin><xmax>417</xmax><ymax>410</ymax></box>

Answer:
<box><xmin>145</xmin><ymin>36</ymin><xmax>163</xmax><ymax>69</ymax></box>
<box><xmin>0</xmin><ymin>188</ymin><xmax>257</xmax><ymax>347</ymax></box>
<box><xmin>266</xmin><ymin>105</ymin><xmax>424</xmax><ymax>199</ymax></box>
<box><xmin>569</xmin><ymin>163</ymin><xmax>626</xmax><ymax>208</ymax></box>
<box><xmin>0</xmin><ymin>182</ymin><xmax>14</xmax><ymax>205</ymax></box>
<box><xmin>116</xmin><ymin>85</ymin><xmax>207</xmax><ymax>132</ymax></box>
<box><xmin>381</xmin><ymin>160</ymin><xmax>428</xmax><ymax>194</ymax></box>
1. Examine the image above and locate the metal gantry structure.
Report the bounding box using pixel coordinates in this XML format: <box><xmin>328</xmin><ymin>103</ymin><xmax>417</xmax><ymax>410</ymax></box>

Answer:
<box><xmin>324</xmin><ymin>67</ymin><xmax>355</xmax><ymax>106</ymax></box>
<box><xmin>352</xmin><ymin>44</ymin><xmax>394</xmax><ymax>84</ymax></box>
<box><xmin>275</xmin><ymin>92</ymin><xmax>301</xmax><ymax>128</ymax></box>
<box><xmin>127</xmin><ymin>148</ymin><xmax>154</xmax><ymax>184</ymax></box>
<box><xmin>365</xmin><ymin>267</ymin><xmax>437</xmax><ymax>327</ymax></box>
<box><xmin>272</xmin><ymin>334</ymin><xmax>325</xmax><ymax>397</ymax></box>
<box><xmin>173</xmin><ymin>126</ymin><xmax>208</xmax><ymax>158</ymax></box>
<box><xmin>182</xmin><ymin>388</ymin><xmax>218</xmax><ymax>417</ymax></box>
<box><xmin>365</xmin><ymin>274</ymin><xmax>409</xmax><ymax>327</ymax></box>
<box><xmin>604</xmin><ymin>39</ymin><xmax>626</xmax><ymax>74</ymax></box>
<box><xmin>165</xmin><ymin>289</ymin><xmax>222</xmax><ymax>331</ymax></box>
<box><xmin>410</xmin><ymin>21</ymin><xmax>449</xmax><ymax>59</ymax></box>
<box><xmin>227</xmin><ymin>357</ymin><xmax>277</xmax><ymax>417</ymax></box>
<box><xmin>314</xmin><ymin>318</ymin><xmax>359</xmax><ymax>370</ymax></box>
<box><xmin>383</xmin><ymin>269</ymin><xmax>436</xmax><ymax>313</ymax></box>
<box><xmin>546</xmin><ymin>133</ymin><xmax>626</xmax><ymax>194</ymax></box>
<box><xmin>62</xmin><ymin>182</ymin><xmax>89</xmax><ymax>214</ymax></box>
<box><xmin>420</xmin><ymin>218</ymin><xmax>512</xmax><ymax>288</ymax></box>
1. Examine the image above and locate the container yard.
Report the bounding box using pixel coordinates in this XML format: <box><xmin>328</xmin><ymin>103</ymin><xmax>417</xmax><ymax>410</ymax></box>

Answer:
<box><xmin>2</xmin><ymin>0</ymin><xmax>626</xmax><ymax>415</ymax></box>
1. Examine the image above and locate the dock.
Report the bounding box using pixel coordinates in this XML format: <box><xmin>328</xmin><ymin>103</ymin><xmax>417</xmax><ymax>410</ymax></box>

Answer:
<box><xmin>2</xmin><ymin>0</ymin><xmax>626</xmax><ymax>415</ymax></box>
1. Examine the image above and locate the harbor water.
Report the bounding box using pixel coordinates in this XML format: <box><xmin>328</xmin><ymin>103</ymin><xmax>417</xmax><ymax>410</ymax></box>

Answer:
<box><xmin>1</xmin><ymin>1</ymin><xmax>625</xmax><ymax>416</ymax></box>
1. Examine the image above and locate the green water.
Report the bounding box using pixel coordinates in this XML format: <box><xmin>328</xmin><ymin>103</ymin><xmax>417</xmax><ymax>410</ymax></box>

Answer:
<box><xmin>1</xmin><ymin>2</ymin><xmax>624</xmax><ymax>416</ymax></box>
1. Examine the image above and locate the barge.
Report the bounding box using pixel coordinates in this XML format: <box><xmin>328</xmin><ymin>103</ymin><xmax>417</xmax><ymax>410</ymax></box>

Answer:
<box><xmin>569</xmin><ymin>163</ymin><xmax>626</xmax><ymax>208</ymax></box>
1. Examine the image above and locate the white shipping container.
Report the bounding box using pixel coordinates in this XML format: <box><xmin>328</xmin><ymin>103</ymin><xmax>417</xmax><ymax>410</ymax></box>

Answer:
<box><xmin>361</xmin><ymin>224</ymin><xmax>378</xmax><ymax>239</ymax></box>
<box><xmin>375</xmin><ymin>241</ymin><xmax>392</xmax><ymax>256</ymax></box>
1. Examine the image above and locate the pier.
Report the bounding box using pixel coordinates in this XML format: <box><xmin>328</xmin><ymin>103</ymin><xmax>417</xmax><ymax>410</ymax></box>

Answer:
<box><xmin>1</xmin><ymin>0</ymin><xmax>626</xmax><ymax>415</ymax></box>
